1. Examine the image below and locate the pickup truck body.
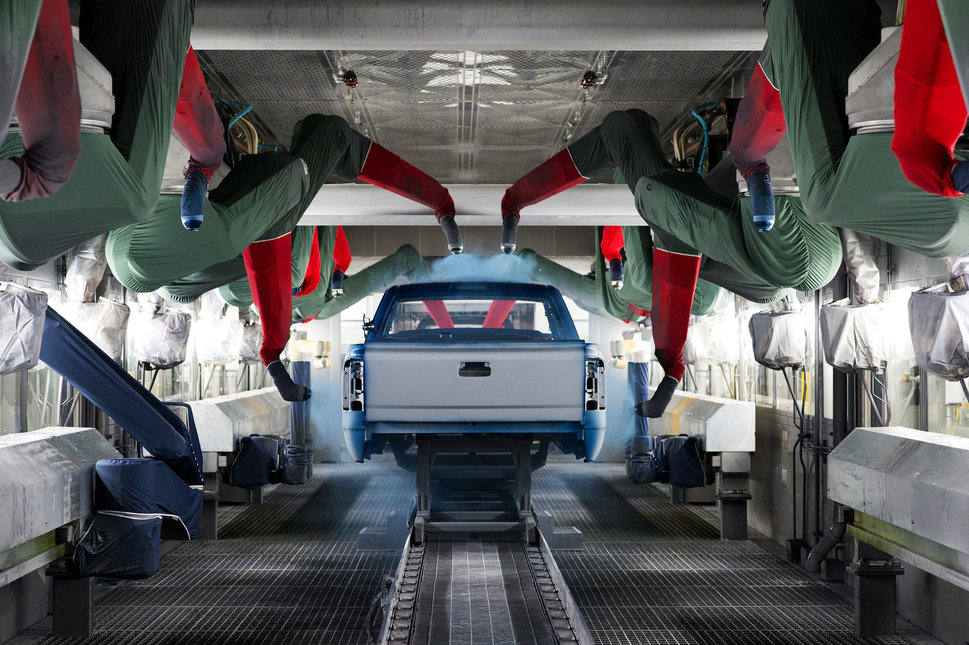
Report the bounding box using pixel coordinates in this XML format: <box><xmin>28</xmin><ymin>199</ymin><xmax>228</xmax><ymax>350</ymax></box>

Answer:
<box><xmin>342</xmin><ymin>281</ymin><xmax>606</xmax><ymax>462</ymax></box>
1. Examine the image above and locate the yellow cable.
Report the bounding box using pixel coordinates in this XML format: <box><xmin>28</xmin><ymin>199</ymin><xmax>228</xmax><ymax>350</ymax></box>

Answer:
<box><xmin>243</xmin><ymin>118</ymin><xmax>258</xmax><ymax>154</ymax></box>
<box><xmin>230</xmin><ymin>116</ymin><xmax>259</xmax><ymax>156</ymax></box>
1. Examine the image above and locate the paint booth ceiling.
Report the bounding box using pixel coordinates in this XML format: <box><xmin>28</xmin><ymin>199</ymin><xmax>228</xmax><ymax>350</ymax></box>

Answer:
<box><xmin>197</xmin><ymin>48</ymin><xmax>757</xmax><ymax>186</ymax></box>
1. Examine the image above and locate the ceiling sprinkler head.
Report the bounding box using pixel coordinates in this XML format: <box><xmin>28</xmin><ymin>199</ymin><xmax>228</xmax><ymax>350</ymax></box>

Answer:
<box><xmin>581</xmin><ymin>70</ymin><xmax>598</xmax><ymax>88</ymax></box>
<box><xmin>342</xmin><ymin>70</ymin><xmax>358</xmax><ymax>88</ymax></box>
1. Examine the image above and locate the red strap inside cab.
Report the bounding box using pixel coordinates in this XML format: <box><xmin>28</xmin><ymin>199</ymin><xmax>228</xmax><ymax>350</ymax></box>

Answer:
<box><xmin>483</xmin><ymin>300</ymin><xmax>515</xmax><ymax>328</ymax></box>
<box><xmin>423</xmin><ymin>300</ymin><xmax>454</xmax><ymax>328</ymax></box>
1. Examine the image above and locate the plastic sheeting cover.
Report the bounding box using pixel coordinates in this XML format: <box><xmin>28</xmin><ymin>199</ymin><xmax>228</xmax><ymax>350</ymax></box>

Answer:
<box><xmin>0</xmin><ymin>281</ymin><xmax>47</xmax><ymax>374</ymax></box>
<box><xmin>681</xmin><ymin>328</ymin><xmax>697</xmax><ymax>365</ymax></box>
<box><xmin>909</xmin><ymin>284</ymin><xmax>969</xmax><ymax>380</ymax></box>
<box><xmin>195</xmin><ymin>316</ymin><xmax>243</xmax><ymax>365</ymax></box>
<box><xmin>131</xmin><ymin>310</ymin><xmax>191</xmax><ymax>368</ymax></box>
<box><xmin>749</xmin><ymin>310</ymin><xmax>806</xmax><ymax>370</ymax></box>
<box><xmin>64</xmin><ymin>235</ymin><xmax>108</xmax><ymax>303</ymax></box>
<box><xmin>689</xmin><ymin>318</ymin><xmax>740</xmax><ymax>365</ymax></box>
<box><xmin>58</xmin><ymin>299</ymin><xmax>129</xmax><ymax>363</ymax></box>
<box><xmin>198</xmin><ymin>290</ymin><xmax>226</xmax><ymax>320</ymax></box>
<box><xmin>240</xmin><ymin>322</ymin><xmax>261</xmax><ymax>363</ymax></box>
<box><xmin>840</xmin><ymin>229</ymin><xmax>880</xmax><ymax>304</ymax></box>
<box><xmin>624</xmin><ymin>362</ymin><xmax>663</xmax><ymax>484</ymax></box>
<box><xmin>687</xmin><ymin>291</ymin><xmax>740</xmax><ymax>365</ymax></box>
<box><xmin>74</xmin><ymin>512</ymin><xmax>161</xmax><ymax>579</ymax></box>
<box><xmin>229</xmin><ymin>435</ymin><xmax>281</xmax><ymax>489</ymax></box>
<box><xmin>95</xmin><ymin>458</ymin><xmax>202</xmax><ymax>539</ymax></box>
<box><xmin>820</xmin><ymin>299</ymin><xmax>888</xmax><ymax>372</ymax></box>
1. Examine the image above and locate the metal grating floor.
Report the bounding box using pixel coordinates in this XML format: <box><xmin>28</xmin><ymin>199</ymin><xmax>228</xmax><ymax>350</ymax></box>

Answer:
<box><xmin>26</xmin><ymin>460</ymin><xmax>927</xmax><ymax>645</ymax></box>
<box><xmin>532</xmin><ymin>464</ymin><xmax>920</xmax><ymax>645</ymax></box>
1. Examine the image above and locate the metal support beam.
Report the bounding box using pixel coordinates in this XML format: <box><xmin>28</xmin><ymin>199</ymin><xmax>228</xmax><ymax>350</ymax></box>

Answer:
<box><xmin>192</xmin><ymin>1</ymin><xmax>769</xmax><ymax>52</ymax></box>
<box><xmin>717</xmin><ymin>468</ymin><xmax>751</xmax><ymax>541</ymax></box>
<box><xmin>199</xmin><ymin>497</ymin><xmax>218</xmax><ymax>540</ymax></box>
<box><xmin>199</xmin><ymin>473</ymin><xmax>220</xmax><ymax>540</ymax></box>
<box><xmin>300</xmin><ymin>183</ymin><xmax>642</xmax><ymax>227</ymax></box>
<box><xmin>412</xmin><ymin>436</ymin><xmax>539</xmax><ymax>544</ymax></box>
<box><xmin>219</xmin><ymin>483</ymin><xmax>262</xmax><ymax>505</ymax></box>
<box><xmin>513</xmin><ymin>442</ymin><xmax>531</xmax><ymax>515</ymax></box>
<box><xmin>849</xmin><ymin>541</ymin><xmax>903</xmax><ymax>637</ymax></box>
<box><xmin>51</xmin><ymin>575</ymin><xmax>93</xmax><ymax>637</ymax></box>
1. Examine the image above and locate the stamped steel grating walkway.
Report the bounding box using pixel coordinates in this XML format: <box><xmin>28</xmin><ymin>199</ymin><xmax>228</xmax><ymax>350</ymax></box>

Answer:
<box><xmin>29</xmin><ymin>460</ymin><xmax>927</xmax><ymax>645</ymax></box>
<box><xmin>532</xmin><ymin>463</ymin><xmax>920</xmax><ymax>645</ymax></box>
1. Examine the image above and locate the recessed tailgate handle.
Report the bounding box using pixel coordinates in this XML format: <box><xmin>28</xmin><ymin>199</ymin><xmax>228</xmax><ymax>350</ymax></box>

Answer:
<box><xmin>459</xmin><ymin>361</ymin><xmax>491</xmax><ymax>377</ymax></box>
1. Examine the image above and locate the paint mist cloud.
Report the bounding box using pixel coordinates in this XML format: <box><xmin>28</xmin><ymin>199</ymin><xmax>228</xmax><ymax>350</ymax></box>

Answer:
<box><xmin>425</xmin><ymin>253</ymin><xmax>539</xmax><ymax>284</ymax></box>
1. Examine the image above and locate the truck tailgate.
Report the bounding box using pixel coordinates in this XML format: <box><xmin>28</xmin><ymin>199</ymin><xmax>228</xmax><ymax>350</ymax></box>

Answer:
<box><xmin>363</xmin><ymin>342</ymin><xmax>586</xmax><ymax>423</ymax></box>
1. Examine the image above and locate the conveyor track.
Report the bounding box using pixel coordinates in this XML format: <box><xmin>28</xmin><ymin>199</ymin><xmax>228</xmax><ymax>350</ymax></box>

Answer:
<box><xmin>380</xmin><ymin>530</ymin><xmax>591</xmax><ymax>645</ymax></box>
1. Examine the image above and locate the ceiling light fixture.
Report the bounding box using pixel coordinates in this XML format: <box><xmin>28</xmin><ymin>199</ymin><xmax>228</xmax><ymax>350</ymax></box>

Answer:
<box><xmin>422</xmin><ymin>51</ymin><xmax>517</xmax><ymax>87</ymax></box>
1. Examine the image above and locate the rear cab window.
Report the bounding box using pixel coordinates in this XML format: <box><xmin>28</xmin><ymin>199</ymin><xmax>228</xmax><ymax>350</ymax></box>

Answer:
<box><xmin>370</xmin><ymin>282</ymin><xmax>579</xmax><ymax>342</ymax></box>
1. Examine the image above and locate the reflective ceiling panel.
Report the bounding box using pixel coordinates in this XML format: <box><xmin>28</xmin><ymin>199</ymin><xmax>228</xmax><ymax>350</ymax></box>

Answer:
<box><xmin>199</xmin><ymin>49</ymin><xmax>757</xmax><ymax>185</ymax></box>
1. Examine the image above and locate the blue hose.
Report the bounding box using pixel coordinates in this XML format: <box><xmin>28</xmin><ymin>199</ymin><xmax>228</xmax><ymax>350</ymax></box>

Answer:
<box><xmin>690</xmin><ymin>108</ymin><xmax>709</xmax><ymax>176</ymax></box>
<box><xmin>215</xmin><ymin>99</ymin><xmax>254</xmax><ymax>130</ymax></box>
<box><xmin>227</xmin><ymin>104</ymin><xmax>253</xmax><ymax>130</ymax></box>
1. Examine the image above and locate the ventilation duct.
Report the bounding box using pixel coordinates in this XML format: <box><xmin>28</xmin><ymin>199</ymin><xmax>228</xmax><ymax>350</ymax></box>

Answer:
<box><xmin>829</xmin><ymin>426</ymin><xmax>969</xmax><ymax>572</ymax></box>
<box><xmin>189</xmin><ymin>389</ymin><xmax>291</xmax><ymax>454</ymax></box>
<box><xmin>0</xmin><ymin>427</ymin><xmax>119</xmax><ymax>557</ymax></box>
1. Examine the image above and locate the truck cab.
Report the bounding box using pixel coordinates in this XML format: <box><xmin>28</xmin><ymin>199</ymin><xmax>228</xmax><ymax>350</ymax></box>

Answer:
<box><xmin>342</xmin><ymin>281</ymin><xmax>606</xmax><ymax>462</ymax></box>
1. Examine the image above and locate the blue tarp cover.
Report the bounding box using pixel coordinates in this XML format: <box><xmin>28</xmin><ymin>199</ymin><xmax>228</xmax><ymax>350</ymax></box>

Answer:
<box><xmin>74</xmin><ymin>512</ymin><xmax>161</xmax><ymax>579</ymax></box>
<box><xmin>281</xmin><ymin>361</ymin><xmax>311</xmax><ymax>485</ymax></box>
<box><xmin>95</xmin><ymin>458</ymin><xmax>202</xmax><ymax>539</ymax></box>
<box><xmin>628</xmin><ymin>361</ymin><xmax>650</xmax><ymax>438</ymax></box>
<box><xmin>626</xmin><ymin>434</ymin><xmax>666</xmax><ymax>484</ymax></box>
<box><xmin>661</xmin><ymin>435</ymin><xmax>705</xmax><ymax>488</ymax></box>
<box><xmin>625</xmin><ymin>362</ymin><xmax>664</xmax><ymax>483</ymax></box>
<box><xmin>40</xmin><ymin>307</ymin><xmax>203</xmax><ymax>485</ymax></box>
<box><xmin>229</xmin><ymin>435</ymin><xmax>281</xmax><ymax>489</ymax></box>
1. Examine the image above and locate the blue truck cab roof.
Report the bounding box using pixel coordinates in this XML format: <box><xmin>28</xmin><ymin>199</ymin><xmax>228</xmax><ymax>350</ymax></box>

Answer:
<box><xmin>367</xmin><ymin>281</ymin><xmax>580</xmax><ymax>342</ymax></box>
